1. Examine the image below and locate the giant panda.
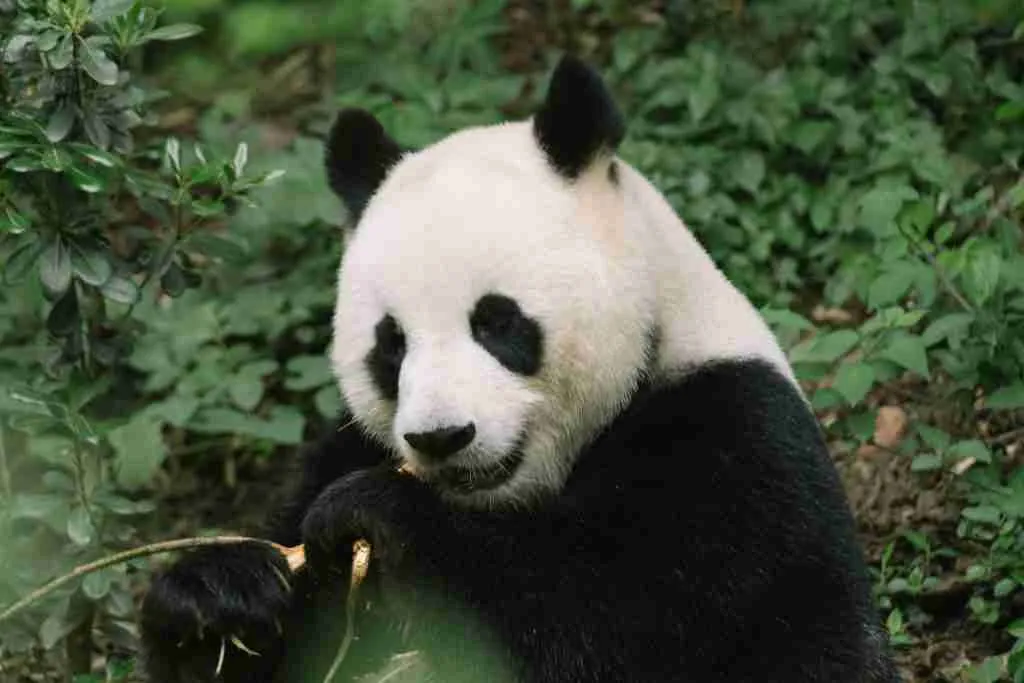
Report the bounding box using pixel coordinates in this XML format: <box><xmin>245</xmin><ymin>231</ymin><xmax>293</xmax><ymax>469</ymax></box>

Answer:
<box><xmin>138</xmin><ymin>55</ymin><xmax>900</xmax><ymax>683</ymax></box>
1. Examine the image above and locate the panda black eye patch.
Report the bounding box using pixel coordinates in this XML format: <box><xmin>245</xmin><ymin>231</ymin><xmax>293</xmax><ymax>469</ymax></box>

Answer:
<box><xmin>470</xmin><ymin>294</ymin><xmax>543</xmax><ymax>376</ymax></box>
<box><xmin>366</xmin><ymin>314</ymin><xmax>405</xmax><ymax>400</ymax></box>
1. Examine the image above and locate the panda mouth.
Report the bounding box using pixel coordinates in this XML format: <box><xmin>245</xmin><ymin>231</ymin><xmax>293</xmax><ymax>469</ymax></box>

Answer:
<box><xmin>432</xmin><ymin>444</ymin><xmax>526</xmax><ymax>494</ymax></box>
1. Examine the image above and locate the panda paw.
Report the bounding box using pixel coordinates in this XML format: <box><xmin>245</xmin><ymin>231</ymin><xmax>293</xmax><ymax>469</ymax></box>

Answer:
<box><xmin>139</xmin><ymin>543</ymin><xmax>292</xmax><ymax>683</ymax></box>
<box><xmin>301</xmin><ymin>467</ymin><xmax>437</xmax><ymax>587</ymax></box>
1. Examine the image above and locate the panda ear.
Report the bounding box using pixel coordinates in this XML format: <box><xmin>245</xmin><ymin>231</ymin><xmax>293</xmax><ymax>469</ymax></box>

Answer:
<box><xmin>533</xmin><ymin>55</ymin><xmax>625</xmax><ymax>181</ymax></box>
<box><xmin>324</xmin><ymin>109</ymin><xmax>404</xmax><ymax>224</ymax></box>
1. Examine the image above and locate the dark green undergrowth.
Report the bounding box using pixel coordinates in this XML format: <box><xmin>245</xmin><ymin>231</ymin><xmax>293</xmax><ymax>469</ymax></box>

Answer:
<box><xmin>1</xmin><ymin>0</ymin><xmax>1023</xmax><ymax>680</ymax></box>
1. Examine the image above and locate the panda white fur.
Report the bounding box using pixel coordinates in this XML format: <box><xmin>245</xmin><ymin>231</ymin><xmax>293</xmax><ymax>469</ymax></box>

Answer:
<box><xmin>140</xmin><ymin>55</ymin><xmax>900</xmax><ymax>683</ymax></box>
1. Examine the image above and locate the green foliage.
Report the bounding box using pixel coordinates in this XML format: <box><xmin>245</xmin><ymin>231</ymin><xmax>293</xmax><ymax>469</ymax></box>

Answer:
<box><xmin>0</xmin><ymin>0</ymin><xmax>281</xmax><ymax>672</ymax></box>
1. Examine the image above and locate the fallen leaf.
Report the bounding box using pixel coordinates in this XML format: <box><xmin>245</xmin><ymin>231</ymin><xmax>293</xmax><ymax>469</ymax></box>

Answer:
<box><xmin>874</xmin><ymin>406</ymin><xmax>908</xmax><ymax>449</ymax></box>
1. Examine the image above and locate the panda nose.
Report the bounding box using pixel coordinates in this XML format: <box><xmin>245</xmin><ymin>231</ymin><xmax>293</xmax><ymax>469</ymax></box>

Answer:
<box><xmin>404</xmin><ymin>423</ymin><xmax>476</xmax><ymax>462</ymax></box>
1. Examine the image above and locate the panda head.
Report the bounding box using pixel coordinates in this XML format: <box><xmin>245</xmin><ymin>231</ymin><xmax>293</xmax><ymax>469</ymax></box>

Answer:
<box><xmin>324</xmin><ymin>56</ymin><xmax>788</xmax><ymax>508</ymax></box>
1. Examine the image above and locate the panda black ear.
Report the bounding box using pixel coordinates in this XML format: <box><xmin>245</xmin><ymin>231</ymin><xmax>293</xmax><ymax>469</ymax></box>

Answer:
<box><xmin>533</xmin><ymin>55</ymin><xmax>625</xmax><ymax>181</ymax></box>
<box><xmin>324</xmin><ymin>109</ymin><xmax>404</xmax><ymax>224</ymax></box>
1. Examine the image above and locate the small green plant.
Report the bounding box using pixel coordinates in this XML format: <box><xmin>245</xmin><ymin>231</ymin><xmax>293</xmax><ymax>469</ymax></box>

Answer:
<box><xmin>0</xmin><ymin>0</ymin><xmax>282</xmax><ymax>676</ymax></box>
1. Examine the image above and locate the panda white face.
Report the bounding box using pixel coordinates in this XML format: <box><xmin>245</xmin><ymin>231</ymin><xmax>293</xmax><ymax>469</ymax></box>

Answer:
<box><xmin>330</xmin><ymin>121</ymin><xmax>655</xmax><ymax>508</ymax></box>
<box><xmin>325</xmin><ymin>56</ymin><xmax>795</xmax><ymax>508</ymax></box>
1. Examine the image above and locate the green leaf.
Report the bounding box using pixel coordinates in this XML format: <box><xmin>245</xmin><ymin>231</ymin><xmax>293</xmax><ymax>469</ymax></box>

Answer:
<box><xmin>109</xmin><ymin>414</ymin><xmax>166</xmax><ymax>490</ymax></box>
<box><xmin>90</xmin><ymin>0</ymin><xmax>136</xmax><ymax>22</ymax></box>
<box><xmin>9</xmin><ymin>493</ymin><xmax>67</xmax><ymax>521</ymax></box>
<box><xmin>3</xmin><ymin>238</ymin><xmax>44</xmax><ymax>284</ymax></box>
<box><xmin>147</xmin><ymin>395</ymin><xmax>199</xmax><ymax>428</ymax></box>
<box><xmin>77</xmin><ymin>37</ymin><xmax>118</xmax><ymax>86</ymax></box>
<box><xmin>994</xmin><ymin>578</ymin><xmax>1017</xmax><ymax>599</ymax></box>
<box><xmin>880</xmin><ymin>335</ymin><xmax>929</xmax><ymax>377</ymax></box>
<box><xmin>285</xmin><ymin>355</ymin><xmax>332</xmax><ymax>391</ymax></box>
<box><xmin>191</xmin><ymin>406</ymin><xmax>305</xmax><ymax>445</ymax></box>
<box><xmin>47</xmin><ymin>287</ymin><xmax>80</xmax><ymax>337</ymax></box>
<box><xmin>70</xmin><ymin>142</ymin><xmax>118</xmax><ymax>167</ymax></box>
<box><xmin>82</xmin><ymin>570</ymin><xmax>112</xmax><ymax>599</ymax></box>
<box><xmin>101</xmin><ymin>276</ymin><xmax>139</xmax><ymax>305</ymax></box>
<box><xmin>911</xmin><ymin>454</ymin><xmax>943</xmax><ymax>472</ymax></box>
<box><xmin>69</xmin><ymin>240</ymin><xmax>112</xmax><ymax>286</ymax></box>
<box><xmin>0</xmin><ymin>139</ymin><xmax>25</xmax><ymax>160</ymax></box>
<box><xmin>964</xmin><ymin>248</ymin><xmax>1002</xmax><ymax>306</ymax></box>
<box><xmin>732</xmin><ymin>153</ymin><xmax>765</xmax><ymax>194</ymax></box>
<box><xmin>142</xmin><ymin>24</ymin><xmax>203</xmax><ymax>43</ymax></box>
<box><xmin>83</xmin><ymin>112</ymin><xmax>111</xmax><ymax>149</ymax></box>
<box><xmin>165</xmin><ymin>137</ymin><xmax>181</xmax><ymax>173</ymax></box>
<box><xmin>916</xmin><ymin>424</ymin><xmax>950</xmax><ymax>452</ymax></box>
<box><xmin>962</xmin><ymin>505</ymin><xmax>1001</xmax><ymax>525</ymax></box>
<box><xmin>789</xmin><ymin>330</ymin><xmax>859</xmax><ymax>364</ymax></box>
<box><xmin>45</xmin><ymin>103</ymin><xmax>76</xmax><ymax>143</ymax></box>
<box><xmin>40</xmin><ymin>146</ymin><xmax>73</xmax><ymax>172</ymax></box>
<box><xmin>252</xmin><ymin>169</ymin><xmax>286</xmax><ymax>186</ymax></box>
<box><xmin>921</xmin><ymin>313</ymin><xmax>974</xmax><ymax>347</ymax></box>
<box><xmin>67</xmin><ymin>506</ymin><xmax>95</xmax><ymax>546</ymax></box>
<box><xmin>948</xmin><ymin>439</ymin><xmax>992</xmax><ymax>465</ymax></box>
<box><xmin>315</xmin><ymin>384</ymin><xmax>343</xmax><ymax>419</ymax></box>
<box><xmin>867</xmin><ymin>269</ymin><xmax>915</xmax><ymax>309</ymax></box>
<box><xmin>233</xmin><ymin>142</ymin><xmax>249</xmax><ymax>177</ymax></box>
<box><xmin>857</xmin><ymin>185</ymin><xmax>919</xmax><ymax>235</ymax></box>
<box><xmin>40</xmin><ymin>612</ymin><xmax>75</xmax><ymax>651</ymax></box>
<box><xmin>1</xmin><ymin>206</ymin><xmax>30</xmax><ymax>234</ymax></box>
<box><xmin>967</xmin><ymin>655</ymin><xmax>1003</xmax><ymax>683</ymax></box>
<box><xmin>49</xmin><ymin>34</ymin><xmax>74</xmax><ymax>69</ymax></box>
<box><xmin>160</xmin><ymin>261</ymin><xmax>187</xmax><ymax>297</ymax></box>
<box><xmin>988</xmin><ymin>384</ymin><xmax>1024</xmax><ymax>411</ymax></box>
<box><xmin>832</xmin><ymin>362</ymin><xmax>876</xmax><ymax>405</ymax></box>
<box><xmin>69</xmin><ymin>165</ymin><xmax>105</xmax><ymax>193</ymax></box>
<box><xmin>228</xmin><ymin>374</ymin><xmax>264</xmax><ymax>411</ymax></box>
<box><xmin>886</xmin><ymin>608</ymin><xmax>903</xmax><ymax>634</ymax></box>
<box><xmin>761</xmin><ymin>308</ymin><xmax>814</xmax><ymax>332</ymax></box>
<box><xmin>3</xmin><ymin>35</ymin><xmax>34</xmax><ymax>62</ymax></box>
<box><xmin>688</xmin><ymin>70</ymin><xmax>719</xmax><ymax>124</ymax></box>
<box><xmin>6</xmin><ymin>154</ymin><xmax>45</xmax><ymax>172</ymax></box>
<box><xmin>39</xmin><ymin>238</ymin><xmax>72</xmax><ymax>295</ymax></box>
<box><xmin>186</xmin><ymin>232</ymin><xmax>248</xmax><ymax>262</ymax></box>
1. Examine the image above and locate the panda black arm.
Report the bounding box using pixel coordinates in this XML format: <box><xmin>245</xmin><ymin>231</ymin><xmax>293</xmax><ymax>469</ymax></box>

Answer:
<box><xmin>139</xmin><ymin>412</ymin><xmax>391</xmax><ymax>683</ymax></box>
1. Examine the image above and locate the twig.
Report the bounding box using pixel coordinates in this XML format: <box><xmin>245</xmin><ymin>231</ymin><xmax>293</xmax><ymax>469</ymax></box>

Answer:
<box><xmin>978</xmin><ymin>177</ymin><xmax>1024</xmax><ymax>234</ymax></box>
<box><xmin>0</xmin><ymin>423</ymin><xmax>11</xmax><ymax>500</ymax></box>
<box><xmin>0</xmin><ymin>536</ymin><xmax>281</xmax><ymax>625</ymax></box>
<box><xmin>71</xmin><ymin>437</ymin><xmax>98</xmax><ymax>534</ymax></box>
<box><xmin>322</xmin><ymin>539</ymin><xmax>373</xmax><ymax>683</ymax></box>
<box><xmin>989</xmin><ymin>427</ymin><xmax>1024</xmax><ymax>447</ymax></box>
<box><xmin>896</xmin><ymin>222</ymin><xmax>975</xmax><ymax>314</ymax></box>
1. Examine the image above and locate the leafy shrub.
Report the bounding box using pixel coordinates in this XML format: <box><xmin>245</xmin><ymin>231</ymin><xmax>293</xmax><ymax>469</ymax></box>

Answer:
<box><xmin>0</xmin><ymin>0</ymin><xmax>281</xmax><ymax>673</ymax></box>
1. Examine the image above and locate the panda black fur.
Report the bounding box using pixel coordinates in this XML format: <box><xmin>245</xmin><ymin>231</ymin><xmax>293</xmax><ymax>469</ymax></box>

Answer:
<box><xmin>139</xmin><ymin>56</ymin><xmax>900</xmax><ymax>683</ymax></box>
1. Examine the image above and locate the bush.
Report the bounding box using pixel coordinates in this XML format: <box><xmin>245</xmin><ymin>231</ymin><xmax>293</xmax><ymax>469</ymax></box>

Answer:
<box><xmin>0</xmin><ymin>0</ymin><xmax>280</xmax><ymax>674</ymax></box>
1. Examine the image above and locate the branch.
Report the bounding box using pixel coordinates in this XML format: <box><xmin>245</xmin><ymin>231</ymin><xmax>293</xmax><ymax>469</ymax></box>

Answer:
<box><xmin>0</xmin><ymin>536</ymin><xmax>284</xmax><ymax>625</ymax></box>
<box><xmin>895</xmin><ymin>222</ymin><xmax>975</xmax><ymax>314</ymax></box>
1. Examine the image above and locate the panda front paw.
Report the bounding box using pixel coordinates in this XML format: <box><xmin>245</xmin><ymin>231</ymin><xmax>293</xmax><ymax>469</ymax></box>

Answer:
<box><xmin>301</xmin><ymin>467</ymin><xmax>439</xmax><ymax>589</ymax></box>
<box><xmin>139</xmin><ymin>543</ymin><xmax>292</xmax><ymax>683</ymax></box>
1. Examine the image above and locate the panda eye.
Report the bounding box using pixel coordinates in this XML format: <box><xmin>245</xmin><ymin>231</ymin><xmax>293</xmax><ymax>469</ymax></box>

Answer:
<box><xmin>469</xmin><ymin>294</ymin><xmax>543</xmax><ymax>376</ymax></box>
<box><xmin>365</xmin><ymin>314</ymin><xmax>405</xmax><ymax>400</ymax></box>
<box><xmin>376</xmin><ymin>315</ymin><xmax>405</xmax><ymax>360</ymax></box>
